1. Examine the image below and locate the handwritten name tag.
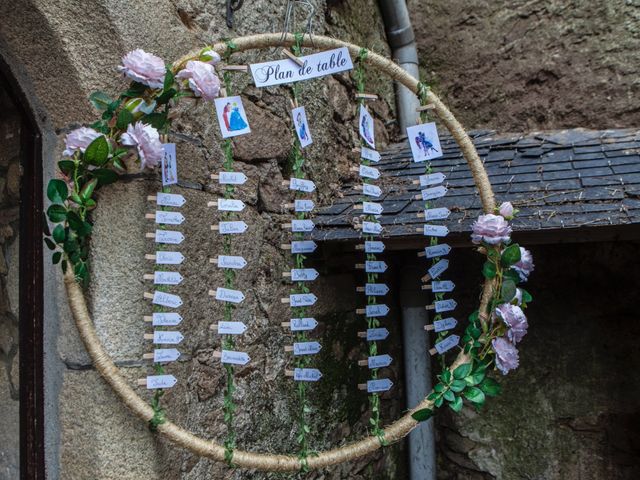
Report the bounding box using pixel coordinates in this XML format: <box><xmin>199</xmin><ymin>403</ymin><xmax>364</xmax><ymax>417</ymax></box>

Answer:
<box><xmin>428</xmin><ymin>259</ymin><xmax>449</xmax><ymax>279</ymax></box>
<box><xmin>294</xmin><ymin>368</ymin><xmax>322</xmax><ymax>381</ymax></box>
<box><xmin>215</xmin><ymin>287</ymin><xmax>245</xmax><ymax>304</ymax></box>
<box><xmin>146</xmin><ymin>374</ymin><xmax>177</xmax><ymax>389</ymax></box>
<box><xmin>294</xmin><ymin>199</ymin><xmax>315</xmax><ymax>212</ymax></box>
<box><xmin>361</xmin><ymin>147</ymin><xmax>381</xmax><ymax>162</ymax></box>
<box><xmin>362</xmin><ymin>183</ymin><xmax>382</xmax><ymax>197</ymax></box>
<box><xmin>419</xmin><ymin>172</ymin><xmax>446</xmax><ymax>187</ymax></box>
<box><xmin>367</xmin><ymin>378</ymin><xmax>393</xmax><ymax>393</ymax></box>
<box><xmin>368</xmin><ymin>354</ymin><xmax>392</xmax><ymax>369</ymax></box>
<box><xmin>152</xmin><ymin>312</ymin><xmax>182</xmax><ymax>326</ymax></box>
<box><xmin>290</xmin><ymin>318</ymin><xmax>318</xmax><ymax>331</ymax></box>
<box><xmin>218</xmin><ymin>221</ymin><xmax>248</xmax><ymax>234</ymax></box>
<box><xmin>293</xmin><ymin>341</ymin><xmax>322</xmax><ymax>355</ymax></box>
<box><xmin>365</xmin><ymin>283</ymin><xmax>389</xmax><ymax>296</ymax></box>
<box><xmin>359</xmin><ymin>165</ymin><xmax>380</xmax><ymax>180</ymax></box>
<box><xmin>153</xmin><ymin>330</ymin><xmax>184</xmax><ymax>345</ymax></box>
<box><xmin>366</xmin><ymin>304</ymin><xmax>390</xmax><ymax>317</ymax></box>
<box><xmin>290</xmin><ymin>293</ymin><xmax>317</xmax><ymax>307</ymax></box>
<box><xmin>291</xmin><ymin>219</ymin><xmax>315</xmax><ymax>232</ymax></box>
<box><xmin>362</xmin><ymin>221</ymin><xmax>383</xmax><ymax>235</ymax></box>
<box><xmin>423</xmin><ymin>224</ymin><xmax>449</xmax><ymax>237</ymax></box>
<box><xmin>218</xmin><ymin>321</ymin><xmax>247</xmax><ymax>335</ymax></box>
<box><xmin>365</xmin><ymin>260</ymin><xmax>388</xmax><ymax>273</ymax></box>
<box><xmin>362</xmin><ymin>201</ymin><xmax>383</xmax><ymax>215</ymax></box>
<box><xmin>155</xmin><ymin>251</ymin><xmax>184</xmax><ymax>265</ymax></box>
<box><xmin>217</xmin><ymin>255</ymin><xmax>247</xmax><ymax>269</ymax></box>
<box><xmin>218</xmin><ymin>199</ymin><xmax>245</xmax><ymax>212</ymax></box>
<box><xmin>220</xmin><ymin>350</ymin><xmax>250</xmax><ymax>365</ymax></box>
<box><xmin>218</xmin><ymin>171</ymin><xmax>248</xmax><ymax>185</ymax></box>
<box><xmin>425</xmin><ymin>243</ymin><xmax>451</xmax><ymax>259</ymax></box>
<box><xmin>154</xmin><ymin>230</ymin><xmax>184</xmax><ymax>245</ymax></box>
<box><xmin>433</xmin><ymin>317</ymin><xmax>457</xmax><ymax>332</ymax></box>
<box><xmin>365</xmin><ymin>241</ymin><xmax>385</xmax><ymax>253</ymax></box>
<box><xmin>291</xmin><ymin>240</ymin><xmax>317</xmax><ymax>254</ymax></box>
<box><xmin>156</xmin><ymin>192</ymin><xmax>186</xmax><ymax>207</ymax></box>
<box><xmin>153</xmin><ymin>271</ymin><xmax>183</xmax><ymax>285</ymax></box>
<box><xmin>152</xmin><ymin>291</ymin><xmax>183</xmax><ymax>308</ymax></box>
<box><xmin>290</xmin><ymin>268</ymin><xmax>319</xmax><ymax>281</ymax></box>
<box><xmin>424</xmin><ymin>207</ymin><xmax>451</xmax><ymax>221</ymax></box>
<box><xmin>153</xmin><ymin>348</ymin><xmax>180</xmax><ymax>363</ymax></box>
<box><xmin>289</xmin><ymin>177</ymin><xmax>316</xmax><ymax>192</ymax></box>
<box><xmin>155</xmin><ymin>211</ymin><xmax>185</xmax><ymax>225</ymax></box>
<box><xmin>421</xmin><ymin>186</ymin><xmax>448</xmax><ymax>201</ymax></box>
<box><xmin>366</xmin><ymin>327</ymin><xmax>390</xmax><ymax>341</ymax></box>
<box><xmin>434</xmin><ymin>335</ymin><xmax>460</xmax><ymax>355</ymax></box>
<box><xmin>435</xmin><ymin>299</ymin><xmax>457</xmax><ymax>313</ymax></box>
<box><xmin>432</xmin><ymin>280</ymin><xmax>455</xmax><ymax>293</ymax></box>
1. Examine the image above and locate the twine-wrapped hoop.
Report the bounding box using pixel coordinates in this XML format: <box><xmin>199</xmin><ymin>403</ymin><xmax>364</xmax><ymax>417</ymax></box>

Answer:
<box><xmin>64</xmin><ymin>33</ymin><xmax>496</xmax><ymax>472</ymax></box>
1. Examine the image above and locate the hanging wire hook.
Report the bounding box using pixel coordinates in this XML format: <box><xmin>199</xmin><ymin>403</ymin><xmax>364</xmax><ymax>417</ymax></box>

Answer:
<box><xmin>269</xmin><ymin>0</ymin><xmax>316</xmax><ymax>54</ymax></box>
<box><xmin>226</xmin><ymin>0</ymin><xmax>244</xmax><ymax>29</ymax></box>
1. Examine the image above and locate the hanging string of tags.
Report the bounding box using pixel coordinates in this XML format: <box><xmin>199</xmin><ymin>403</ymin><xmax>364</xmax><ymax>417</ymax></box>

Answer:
<box><xmin>406</xmin><ymin>117</ymin><xmax>459</xmax><ymax>356</ymax></box>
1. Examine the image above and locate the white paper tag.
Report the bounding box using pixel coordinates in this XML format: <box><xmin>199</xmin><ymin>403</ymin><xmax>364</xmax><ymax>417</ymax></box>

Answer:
<box><xmin>428</xmin><ymin>259</ymin><xmax>449</xmax><ymax>279</ymax></box>
<box><xmin>217</xmin><ymin>255</ymin><xmax>247</xmax><ymax>269</ymax></box>
<box><xmin>146</xmin><ymin>374</ymin><xmax>177</xmax><ymax>389</ymax></box>
<box><xmin>153</xmin><ymin>348</ymin><xmax>180</xmax><ymax>363</ymax></box>
<box><xmin>419</xmin><ymin>172</ymin><xmax>446</xmax><ymax>187</ymax></box>
<box><xmin>434</xmin><ymin>335</ymin><xmax>460</xmax><ymax>355</ymax></box>
<box><xmin>217</xmin><ymin>321</ymin><xmax>247</xmax><ymax>335</ymax></box>
<box><xmin>365</xmin><ymin>241</ymin><xmax>385</xmax><ymax>253</ymax></box>
<box><xmin>293</xmin><ymin>341</ymin><xmax>322</xmax><ymax>355</ymax></box>
<box><xmin>368</xmin><ymin>354</ymin><xmax>392</xmax><ymax>369</ymax></box>
<box><xmin>152</xmin><ymin>312</ymin><xmax>182</xmax><ymax>326</ymax></box>
<box><xmin>432</xmin><ymin>280</ymin><xmax>455</xmax><ymax>293</ymax></box>
<box><xmin>435</xmin><ymin>299</ymin><xmax>457</xmax><ymax>313</ymax></box>
<box><xmin>367</xmin><ymin>378</ymin><xmax>393</xmax><ymax>393</ymax></box>
<box><xmin>362</xmin><ymin>221</ymin><xmax>383</xmax><ymax>235</ymax></box>
<box><xmin>365</xmin><ymin>283</ymin><xmax>390</xmax><ymax>296</ymax></box>
<box><xmin>424</xmin><ymin>207</ymin><xmax>451</xmax><ymax>221</ymax></box>
<box><xmin>290</xmin><ymin>317</ymin><xmax>318</xmax><ymax>332</ymax></box>
<box><xmin>291</xmin><ymin>219</ymin><xmax>315</xmax><ymax>232</ymax></box>
<box><xmin>294</xmin><ymin>199</ymin><xmax>315</xmax><ymax>212</ymax></box>
<box><xmin>359</xmin><ymin>164</ymin><xmax>380</xmax><ymax>180</ymax></box>
<box><xmin>155</xmin><ymin>251</ymin><xmax>185</xmax><ymax>265</ymax></box>
<box><xmin>366</xmin><ymin>327</ymin><xmax>390</xmax><ymax>341</ymax></box>
<box><xmin>156</xmin><ymin>192</ymin><xmax>186</xmax><ymax>207</ymax></box>
<box><xmin>217</xmin><ymin>199</ymin><xmax>245</xmax><ymax>212</ymax></box>
<box><xmin>425</xmin><ymin>244</ymin><xmax>451</xmax><ymax>259</ymax></box>
<box><xmin>291</xmin><ymin>240</ymin><xmax>318</xmax><ymax>254</ymax></box>
<box><xmin>218</xmin><ymin>171</ymin><xmax>247</xmax><ymax>185</ymax></box>
<box><xmin>215</xmin><ymin>287</ymin><xmax>245</xmax><ymax>304</ymax></box>
<box><xmin>294</xmin><ymin>368</ymin><xmax>322</xmax><ymax>381</ymax></box>
<box><xmin>154</xmin><ymin>230</ymin><xmax>184</xmax><ymax>245</ymax></box>
<box><xmin>220</xmin><ymin>350</ymin><xmax>250</xmax><ymax>365</ymax></box>
<box><xmin>289</xmin><ymin>177</ymin><xmax>316</xmax><ymax>192</ymax></box>
<box><xmin>362</xmin><ymin>183</ymin><xmax>382</xmax><ymax>197</ymax></box>
<box><xmin>366</xmin><ymin>304</ymin><xmax>390</xmax><ymax>317</ymax></box>
<box><xmin>290</xmin><ymin>293</ymin><xmax>317</xmax><ymax>307</ymax></box>
<box><xmin>290</xmin><ymin>268</ymin><xmax>319</xmax><ymax>281</ymax></box>
<box><xmin>433</xmin><ymin>317</ymin><xmax>457</xmax><ymax>332</ymax></box>
<box><xmin>161</xmin><ymin>143</ymin><xmax>178</xmax><ymax>186</ymax></box>
<box><xmin>155</xmin><ymin>211</ymin><xmax>185</xmax><ymax>225</ymax></box>
<box><xmin>362</xmin><ymin>201</ymin><xmax>383</xmax><ymax>215</ymax></box>
<box><xmin>365</xmin><ymin>260</ymin><xmax>388</xmax><ymax>273</ymax></box>
<box><xmin>153</xmin><ymin>330</ymin><xmax>184</xmax><ymax>345</ymax></box>
<box><xmin>423</xmin><ymin>224</ymin><xmax>449</xmax><ymax>237</ymax></box>
<box><xmin>421</xmin><ymin>186</ymin><xmax>448</xmax><ymax>201</ymax></box>
<box><xmin>218</xmin><ymin>221</ymin><xmax>248</xmax><ymax>234</ymax></box>
<box><xmin>152</xmin><ymin>291</ymin><xmax>183</xmax><ymax>308</ymax></box>
<box><xmin>153</xmin><ymin>271</ymin><xmax>183</xmax><ymax>285</ymax></box>
<box><xmin>361</xmin><ymin>147</ymin><xmax>381</xmax><ymax>162</ymax></box>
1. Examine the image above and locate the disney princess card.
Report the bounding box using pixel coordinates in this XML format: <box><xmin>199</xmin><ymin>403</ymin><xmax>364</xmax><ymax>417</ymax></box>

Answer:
<box><xmin>162</xmin><ymin>143</ymin><xmax>178</xmax><ymax>186</ymax></box>
<box><xmin>214</xmin><ymin>96</ymin><xmax>251</xmax><ymax>138</ymax></box>
<box><xmin>358</xmin><ymin>105</ymin><xmax>375</xmax><ymax>149</ymax></box>
<box><xmin>292</xmin><ymin>106</ymin><xmax>313</xmax><ymax>148</ymax></box>
<box><xmin>407</xmin><ymin>122</ymin><xmax>443</xmax><ymax>163</ymax></box>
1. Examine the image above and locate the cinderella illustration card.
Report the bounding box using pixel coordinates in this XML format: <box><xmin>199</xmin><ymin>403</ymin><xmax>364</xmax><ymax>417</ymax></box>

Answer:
<box><xmin>161</xmin><ymin>143</ymin><xmax>178</xmax><ymax>186</ymax></box>
<box><xmin>292</xmin><ymin>106</ymin><xmax>313</xmax><ymax>148</ymax></box>
<box><xmin>407</xmin><ymin>122</ymin><xmax>443</xmax><ymax>163</ymax></box>
<box><xmin>214</xmin><ymin>96</ymin><xmax>251</xmax><ymax>138</ymax></box>
<box><xmin>359</xmin><ymin>105</ymin><xmax>375</xmax><ymax>149</ymax></box>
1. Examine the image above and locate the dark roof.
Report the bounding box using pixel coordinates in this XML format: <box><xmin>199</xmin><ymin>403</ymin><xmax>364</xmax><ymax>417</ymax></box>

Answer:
<box><xmin>312</xmin><ymin>128</ymin><xmax>640</xmax><ymax>243</ymax></box>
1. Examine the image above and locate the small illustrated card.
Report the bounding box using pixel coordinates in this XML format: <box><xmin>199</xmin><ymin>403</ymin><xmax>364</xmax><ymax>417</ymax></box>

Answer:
<box><xmin>161</xmin><ymin>143</ymin><xmax>178</xmax><ymax>186</ymax></box>
<box><xmin>407</xmin><ymin>122</ymin><xmax>443</xmax><ymax>163</ymax></box>
<box><xmin>291</xmin><ymin>106</ymin><xmax>313</xmax><ymax>148</ymax></box>
<box><xmin>214</xmin><ymin>96</ymin><xmax>251</xmax><ymax>138</ymax></box>
<box><xmin>359</xmin><ymin>105</ymin><xmax>375</xmax><ymax>148</ymax></box>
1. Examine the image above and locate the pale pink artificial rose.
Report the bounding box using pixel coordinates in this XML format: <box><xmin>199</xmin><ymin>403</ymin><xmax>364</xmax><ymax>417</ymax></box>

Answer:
<box><xmin>494</xmin><ymin>303</ymin><xmax>528</xmax><ymax>344</ymax></box>
<box><xmin>492</xmin><ymin>337</ymin><xmax>520</xmax><ymax>375</ymax></box>
<box><xmin>63</xmin><ymin>127</ymin><xmax>103</xmax><ymax>157</ymax></box>
<box><xmin>199</xmin><ymin>48</ymin><xmax>221</xmax><ymax>65</ymax></box>
<box><xmin>498</xmin><ymin>201</ymin><xmax>515</xmax><ymax>219</ymax></box>
<box><xmin>471</xmin><ymin>213</ymin><xmax>512</xmax><ymax>245</ymax></box>
<box><xmin>118</xmin><ymin>49</ymin><xmax>166</xmax><ymax>88</ymax></box>
<box><xmin>120</xmin><ymin>122</ymin><xmax>164</xmax><ymax>170</ymax></box>
<box><xmin>176</xmin><ymin>60</ymin><xmax>221</xmax><ymax>101</ymax></box>
<box><xmin>513</xmin><ymin>247</ymin><xmax>534</xmax><ymax>282</ymax></box>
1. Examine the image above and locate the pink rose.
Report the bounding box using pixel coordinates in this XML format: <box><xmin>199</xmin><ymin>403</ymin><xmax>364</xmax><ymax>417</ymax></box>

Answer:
<box><xmin>498</xmin><ymin>201</ymin><xmax>514</xmax><ymax>219</ymax></box>
<box><xmin>120</xmin><ymin>122</ymin><xmax>163</xmax><ymax>170</ymax></box>
<box><xmin>494</xmin><ymin>303</ymin><xmax>528</xmax><ymax>344</ymax></box>
<box><xmin>513</xmin><ymin>247</ymin><xmax>534</xmax><ymax>282</ymax></box>
<box><xmin>471</xmin><ymin>214</ymin><xmax>512</xmax><ymax>245</ymax></box>
<box><xmin>176</xmin><ymin>60</ymin><xmax>221</xmax><ymax>101</ymax></box>
<box><xmin>63</xmin><ymin>127</ymin><xmax>103</xmax><ymax>157</ymax></box>
<box><xmin>492</xmin><ymin>337</ymin><xmax>519</xmax><ymax>375</ymax></box>
<box><xmin>118</xmin><ymin>49</ymin><xmax>166</xmax><ymax>88</ymax></box>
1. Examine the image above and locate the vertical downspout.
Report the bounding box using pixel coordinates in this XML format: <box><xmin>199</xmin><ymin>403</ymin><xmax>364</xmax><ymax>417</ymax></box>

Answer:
<box><xmin>378</xmin><ymin>2</ymin><xmax>437</xmax><ymax>479</ymax></box>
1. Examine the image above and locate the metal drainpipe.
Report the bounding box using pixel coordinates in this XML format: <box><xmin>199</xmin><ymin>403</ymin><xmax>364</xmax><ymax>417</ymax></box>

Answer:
<box><xmin>378</xmin><ymin>1</ymin><xmax>437</xmax><ymax>479</ymax></box>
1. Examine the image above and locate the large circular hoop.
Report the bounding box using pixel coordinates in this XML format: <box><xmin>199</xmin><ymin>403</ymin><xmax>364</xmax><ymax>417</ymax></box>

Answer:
<box><xmin>64</xmin><ymin>33</ymin><xmax>497</xmax><ymax>472</ymax></box>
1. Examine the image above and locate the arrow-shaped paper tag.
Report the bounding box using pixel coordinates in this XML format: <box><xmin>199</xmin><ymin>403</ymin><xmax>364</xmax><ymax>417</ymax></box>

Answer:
<box><xmin>155</xmin><ymin>211</ymin><xmax>185</xmax><ymax>225</ymax></box>
<box><xmin>294</xmin><ymin>368</ymin><xmax>322</xmax><ymax>381</ymax></box>
<box><xmin>289</xmin><ymin>177</ymin><xmax>316</xmax><ymax>192</ymax></box>
<box><xmin>217</xmin><ymin>321</ymin><xmax>247</xmax><ymax>335</ymax></box>
<box><xmin>428</xmin><ymin>259</ymin><xmax>449</xmax><ymax>279</ymax></box>
<box><xmin>152</xmin><ymin>312</ymin><xmax>182</xmax><ymax>326</ymax></box>
<box><xmin>362</xmin><ymin>201</ymin><xmax>384</xmax><ymax>215</ymax></box>
<box><xmin>361</xmin><ymin>147</ymin><xmax>381</xmax><ymax>162</ymax></box>
<box><xmin>290</xmin><ymin>268</ymin><xmax>319</xmax><ymax>281</ymax></box>
<box><xmin>365</xmin><ymin>260</ymin><xmax>388</xmax><ymax>273</ymax></box>
<box><xmin>366</xmin><ymin>304</ymin><xmax>390</xmax><ymax>317</ymax></box>
<box><xmin>293</xmin><ymin>341</ymin><xmax>322</xmax><ymax>355</ymax></box>
<box><xmin>362</xmin><ymin>221</ymin><xmax>383</xmax><ymax>235</ymax></box>
<box><xmin>153</xmin><ymin>348</ymin><xmax>181</xmax><ymax>363</ymax></box>
<box><xmin>368</xmin><ymin>354</ymin><xmax>393</xmax><ymax>369</ymax></box>
<box><xmin>145</xmin><ymin>374</ymin><xmax>177</xmax><ymax>389</ymax></box>
<box><xmin>365</xmin><ymin>241</ymin><xmax>385</xmax><ymax>253</ymax></box>
<box><xmin>220</xmin><ymin>349</ymin><xmax>250</xmax><ymax>365</ymax></box>
<box><xmin>215</xmin><ymin>287</ymin><xmax>245</xmax><ymax>304</ymax></box>
<box><xmin>290</xmin><ymin>318</ymin><xmax>318</xmax><ymax>332</ymax></box>
<box><xmin>154</xmin><ymin>230</ymin><xmax>184</xmax><ymax>245</ymax></box>
<box><xmin>433</xmin><ymin>317</ymin><xmax>458</xmax><ymax>332</ymax></box>
<box><xmin>217</xmin><ymin>199</ymin><xmax>246</xmax><ymax>211</ymax></box>
<box><xmin>435</xmin><ymin>299</ymin><xmax>457</xmax><ymax>313</ymax></box>
<box><xmin>218</xmin><ymin>171</ymin><xmax>247</xmax><ymax>185</ymax></box>
<box><xmin>419</xmin><ymin>172</ymin><xmax>446</xmax><ymax>187</ymax></box>
<box><xmin>153</xmin><ymin>271</ymin><xmax>183</xmax><ymax>285</ymax></box>
<box><xmin>155</xmin><ymin>251</ymin><xmax>185</xmax><ymax>265</ymax></box>
<box><xmin>359</xmin><ymin>164</ymin><xmax>380</xmax><ymax>180</ymax></box>
<box><xmin>291</xmin><ymin>219</ymin><xmax>315</xmax><ymax>232</ymax></box>
<box><xmin>156</xmin><ymin>192</ymin><xmax>186</xmax><ymax>207</ymax></box>
<box><xmin>290</xmin><ymin>293</ymin><xmax>317</xmax><ymax>307</ymax></box>
<box><xmin>421</xmin><ymin>186</ymin><xmax>448</xmax><ymax>201</ymax></box>
<box><xmin>432</xmin><ymin>280</ymin><xmax>455</xmax><ymax>293</ymax></box>
<box><xmin>367</xmin><ymin>378</ymin><xmax>393</xmax><ymax>393</ymax></box>
<box><xmin>294</xmin><ymin>199</ymin><xmax>315</xmax><ymax>212</ymax></box>
<box><xmin>153</xmin><ymin>330</ymin><xmax>184</xmax><ymax>345</ymax></box>
<box><xmin>291</xmin><ymin>241</ymin><xmax>317</xmax><ymax>254</ymax></box>
<box><xmin>425</xmin><ymin>243</ymin><xmax>451</xmax><ymax>259</ymax></box>
<box><xmin>217</xmin><ymin>255</ymin><xmax>247</xmax><ymax>269</ymax></box>
<box><xmin>365</xmin><ymin>283</ymin><xmax>390</xmax><ymax>296</ymax></box>
<box><xmin>362</xmin><ymin>183</ymin><xmax>382</xmax><ymax>197</ymax></box>
<box><xmin>434</xmin><ymin>335</ymin><xmax>460</xmax><ymax>355</ymax></box>
<box><xmin>218</xmin><ymin>221</ymin><xmax>248</xmax><ymax>234</ymax></box>
<box><xmin>423</xmin><ymin>224</ymin><xmax>449</xmax><ymax>237</ymax></box>
<box><xmin>152</xmin><ymin>291</ymin><xmax>183</xmax><ymax>308</ymax></box>
<box><xmin>366</xmin><ymin>327</ymin><xmax>390</xmax><ymax>341</ymax></box>
<box><xmin>424</xmin><ymin>207</ymin><xmax>451</xmax><ymax>221</ymax></box>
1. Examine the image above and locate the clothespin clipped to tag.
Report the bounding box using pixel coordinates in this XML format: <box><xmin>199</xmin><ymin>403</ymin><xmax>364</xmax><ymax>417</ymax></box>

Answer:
<box><xmin>148</xmin><ymin>192</ymin><xmax>186</xmax><ymax>207</ymax></box>
<box><xmin>286</xmin><ymin>368</ymin><xmax>322</xmax><ymax>381</ymax></box>
<box><xmin>214</xmin><ymin>349</ymin><xmax>251</xmax><ymax>365</ymax></box>
<box><xmin>218</xmin><ymin>64</ymin><xmax>249</xmax><ymax>72</ymax></box>
<box><xmin>210</xmin><ymin>287</ymin><xmax>245</xmax><ymax>304</ymax></box>
<box><xmin>355</xmin><ymin>92</ymin><xmax>379</xmax><ymax>100</ymax></box>
<box><xmin>210</xmin><ymin>255</ymin><xmax>247</xmax><ymax>269</ymax></box>
<box><xmin>418</xmin><ymin>243</ymin><xmax>451</xmax><ymax>259</ymax></box>
<box><xmin>429</xmin><ymin>335</ymin><xmax>460</xmax><ymax>356</ymax></box>
<box><xmin>425</xmin><ymin>298</ymin><xmax>457</xmax><ymax>313</ymax></box>
<box><xmin>210</xmin><ymin>321</ymin><xmax>247</xmax><ymax>335</ymax></box>
<box><xmin>416</xmin><ymin>104</ymin><xmax>436</xmax><ymax>112</ymax></box>
<box><xmin>283</xmin><ymin>268</ymin><xmax>319</xmax><ymax>281</ymax></box>
<box><xmin>425</xmin><ymin>317</ymin><xmax>458</xmax><ymax>333</ymax></box>
<box><xmin>282</xmin><ymin>240</ymin><xmax>318</xmax><ymax>254</ymax></box>
<box><xmin>358</xmin><ymin>378</ymin><xmax>393</xmax><ymax>393</ymax></box>
<box><xmin>138</xmin><ymin>374</ymin><xmax>177</xmax><ymax>389</ymax></box>
<box><xmin>281</xmin><ymin>317</ymin><xmax>318</xmax><ymax>332</ymax></box>
<box><xmin>282</xmin><ymin>48</ymin><xmax>304</xmax><ymax>67</ymax></box>
<box><xmin>281</xmin><ymin>293</ymin><xmax>318</xmax><ymax>307</ymax></box>
<box><xmin>285</xmin><ymin>341</ymin><xmax>322</xmax><ymax>355</ymax></box>
<box><xmin>357</xmin><ymin>327</ymin><xmax>390</xmax><ymax>341</ymax></box>
<box><xmin>358</xmin><ymin>354</ymin><xmax>393</xmax><ymax>369</ymax></box>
